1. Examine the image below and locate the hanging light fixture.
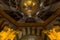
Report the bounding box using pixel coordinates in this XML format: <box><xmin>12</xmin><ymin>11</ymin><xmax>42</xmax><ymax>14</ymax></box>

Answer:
<box><xmin>20</xmin><ymin>0</ymin><xmax>39</xmax><ymax>17</ymax></box>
